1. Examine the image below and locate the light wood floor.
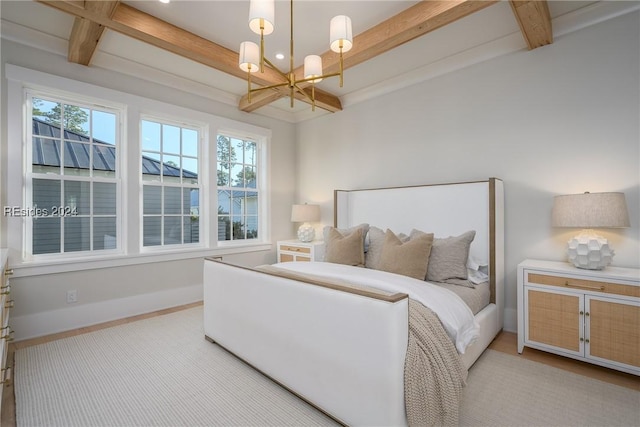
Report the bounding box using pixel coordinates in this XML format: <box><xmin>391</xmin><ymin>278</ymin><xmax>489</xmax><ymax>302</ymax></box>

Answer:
<box><xmin>487</xmin><ymin>330</ymin><xmax>640</xmax><ymax>391</ymax></box>
<box><xmin>2</xmin><ymin>303</ymin><xmax>638</xmax><ymax>427</ymax></box>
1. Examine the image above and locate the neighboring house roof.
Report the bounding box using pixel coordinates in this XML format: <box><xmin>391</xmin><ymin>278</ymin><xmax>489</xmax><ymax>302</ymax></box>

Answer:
<box><xmin>31</xmin><ymin>118</ymin><xmax>197</xmax><ymax>178</ymax></box>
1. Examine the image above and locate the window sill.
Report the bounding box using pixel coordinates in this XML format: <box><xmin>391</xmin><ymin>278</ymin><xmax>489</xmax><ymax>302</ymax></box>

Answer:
<box><xmin>8</xmin><ymin>243</ymin><xmax>273</xmax><ymax>277</ymax></box>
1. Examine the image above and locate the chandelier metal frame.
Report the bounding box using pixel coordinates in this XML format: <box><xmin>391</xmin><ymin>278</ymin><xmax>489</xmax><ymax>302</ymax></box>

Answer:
<box><xmin>239</xmin><ymin>0</ymin><xmax>352</xmax><ymax>111</ymax></box>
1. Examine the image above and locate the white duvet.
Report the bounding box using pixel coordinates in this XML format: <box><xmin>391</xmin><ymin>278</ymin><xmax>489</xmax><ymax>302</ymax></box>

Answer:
<box><xmin>272</xmin><ymin>261</ymin><xmax>480</xmax><ymax>354</ymax></box>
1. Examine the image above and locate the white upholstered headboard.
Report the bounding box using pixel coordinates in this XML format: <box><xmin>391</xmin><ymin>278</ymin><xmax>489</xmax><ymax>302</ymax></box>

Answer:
<box><xmin>334</xmin><ymin>178</ymin><xmax>504</xmax><ymax>307</ymax></box>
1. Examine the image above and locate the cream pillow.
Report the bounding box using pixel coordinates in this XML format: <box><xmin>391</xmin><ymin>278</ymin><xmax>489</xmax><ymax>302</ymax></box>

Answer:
<box><xmin>378</xmin><ymin>229</ymin><xmax>434</xmax><ymax>280</ymax></box>
<box><xmin>323</xmin><ymin>223</ymin><xmax>369</xmax><ymax>248</ymax></box>
<box><xmin>324</xmin><ymin>227</ymin><xmax>365</xmax><ymax>267</ymax></box>
<box><xmin>426</xmin><ymin>230</ymin><xmax>476</xmax><ymax>282</ymax></box>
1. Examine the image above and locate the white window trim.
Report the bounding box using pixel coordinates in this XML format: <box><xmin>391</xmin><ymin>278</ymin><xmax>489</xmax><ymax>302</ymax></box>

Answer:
<box><xmin>24</xmin><ymin>89</ymin><xmax>125</xmax><ymax>259</ymax></box>
<box><xmin>215</xmin><ymin>128</ymin><xmax>268</xmax><ymax>247</ymax></box>
<box><xmin>5</xmin><ymin>64</ymin><xmax>272</xmax><ymax>277</ymax></box>
<box><xmin>139</xmin><ymin>113</ymin><xmax>208</xmax><ymax>253</ymax></box>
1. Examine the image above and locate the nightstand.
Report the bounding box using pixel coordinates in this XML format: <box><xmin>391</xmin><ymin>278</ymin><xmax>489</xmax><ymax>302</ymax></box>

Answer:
<box><xmin>517</xmin><ymin>259</ymin><xmax>640</xmax><ymax>375</ymax></box>
<box><xmin>277</xmin><ymin>240</ymin><xmax>325</xmax><ymax>262</ymax></box>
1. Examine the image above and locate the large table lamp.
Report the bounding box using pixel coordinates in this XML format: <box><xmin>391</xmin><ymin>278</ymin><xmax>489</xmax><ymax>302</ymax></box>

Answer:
<box><xmin>551</xmin><ymin>192</ymin><xmax>630</xmax><ymax>270</ymax></box>
<box><xmin>291</xmin><ymin>204</ymin><xmax>320</xmax><ymax>242</ymax></box>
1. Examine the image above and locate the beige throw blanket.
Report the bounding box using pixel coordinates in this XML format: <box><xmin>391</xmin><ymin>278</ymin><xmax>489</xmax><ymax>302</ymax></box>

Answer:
<box><xmin>254</xmin><ymin>265</ymin><xmax>468</xmax><ymax>425</ymax></box>
<box><xmin>405</xmin><ymin>299</ymin><xmax>467</xmax><ymax>426</ymax></box>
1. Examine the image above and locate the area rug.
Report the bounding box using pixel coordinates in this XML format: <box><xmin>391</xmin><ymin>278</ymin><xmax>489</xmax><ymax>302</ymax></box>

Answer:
<box><xmin>460</xmin><ymin>348</ymin><xmax>639</xmax><ymax>427</ymax></box>
<box><xmin>14</xmin><ymin>306</ymin><xmax>640</xmax><ymax>426</ymax></box>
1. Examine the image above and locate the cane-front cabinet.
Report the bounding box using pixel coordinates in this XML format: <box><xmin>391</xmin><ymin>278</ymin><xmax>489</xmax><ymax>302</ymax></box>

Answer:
<box><xmin>517</xmin><ymin>259</ymin><xmax>639</xmax><ymax>375</ymax></box>
<box><xmin>277</xmin><ymin>240</ymin><xmax>325</xmax><ymax>263</ymax></box>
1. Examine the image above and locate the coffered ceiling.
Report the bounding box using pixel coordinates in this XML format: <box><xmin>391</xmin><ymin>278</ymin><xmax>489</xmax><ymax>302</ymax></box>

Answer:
<box><xmin>2</xmin><ymin>1</ymin><xmax>621</xmax><ymax>122</ymax></box>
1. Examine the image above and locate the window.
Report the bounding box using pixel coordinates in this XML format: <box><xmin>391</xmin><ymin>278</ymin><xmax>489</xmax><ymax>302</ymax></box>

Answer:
<box><xmin>6</xmin><ymin>65</ymin><xmax>271</xmax><ymax>273</ymax></box>
<box><xmin>27</xmin><ymin>93</ymin><xmax>120</xmax><ymax>256</ymax></box>
<box><xmin>141</xmin><ymin>119</ymin><xmax>201</xmax><ymax>247</ymax></box>
<box><xmin>216</xmin><ymin>134</ymin><xmax>259</xmax><ymax>242</ymax></box>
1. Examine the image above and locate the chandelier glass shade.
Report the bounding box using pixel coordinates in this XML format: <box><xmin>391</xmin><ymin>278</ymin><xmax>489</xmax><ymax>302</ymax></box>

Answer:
<box><xmin>239</xmin><ymin>0</ymin><xmax>353</xmax><ymax>110</ymax></box>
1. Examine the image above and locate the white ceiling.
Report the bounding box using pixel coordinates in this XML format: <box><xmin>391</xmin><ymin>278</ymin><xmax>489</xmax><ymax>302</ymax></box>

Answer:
<box><xmin>1</xmin><ymin>0</ymin><xmax>623</xmax><ymax>121</ymax></box>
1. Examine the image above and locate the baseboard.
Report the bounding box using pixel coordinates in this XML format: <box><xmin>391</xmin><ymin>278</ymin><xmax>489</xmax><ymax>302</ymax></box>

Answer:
<box><xmin>10</xmin><ymin>284</ymin><xmax>203</xmax><ymax>341</ymax></box>
<box><xmin>503</xmin><ymin>307</ymin><xmax>517</xmax><ymax>333</ymax></box>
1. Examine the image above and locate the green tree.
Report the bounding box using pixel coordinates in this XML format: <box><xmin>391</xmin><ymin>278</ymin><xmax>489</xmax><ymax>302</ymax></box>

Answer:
<box><xmin>217</xmin><ymin>135</ymin><xmax>237</xmax><ymax>186</ymax></box>
<box><xmin>236</xmin><ymin>166</ymin><xmax>257</xmax><ymax>187</ymax></box>
<box><xmin>32</xmin><ymin>100</ymin><xmax>89</xmax><ymax>135</ymax></box>
<box><xmin>32</xmin><ymin>99</ymin><xmax>46</xmax><ymax>119</ymax></box>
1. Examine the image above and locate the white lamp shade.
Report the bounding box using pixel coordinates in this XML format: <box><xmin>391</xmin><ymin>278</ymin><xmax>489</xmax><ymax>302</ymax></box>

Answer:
<box><xmin>291</xmin><ymin>204</ymin><xmax>320</xmax><ymax>223</ymax></box>
<box><xmin>304</xmin><ymin>55</ymin><xmax>323</xmax><ymax>82</ymax></box>
<box><xmin>249</xmin><ymin>0</ymin><xmax>274</xmax><ymax>35</ymax></box>
<box><xmin>551</xmin><ymin>192</ymin><xmax>630</xmax><ymax>228</ymax></box>
<box><xmin>330</xmin><ymin>15</ymin><xmax>353</xmax><ymax>53</ymax></box>
<box><xmin>239</xmin><ymin>41</ymin><xmax>260</xmax><ymax>73</ymax></box>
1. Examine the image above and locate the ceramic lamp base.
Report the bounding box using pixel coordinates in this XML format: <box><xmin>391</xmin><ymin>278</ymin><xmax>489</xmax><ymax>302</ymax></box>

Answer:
<box><xmin>297</xmin><ymin>223</ymin><xmax>315</xmax><ymax>242</ymax></box>
<box><xmin>567</xmin><ymin>230</ymin><xmax>615</xmax><ymax>270</ymax></box>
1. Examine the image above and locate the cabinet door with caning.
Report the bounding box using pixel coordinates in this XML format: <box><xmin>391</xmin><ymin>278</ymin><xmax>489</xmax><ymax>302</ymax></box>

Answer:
<box><xmin>586</xmin><ymin>296</ymin><xmax>640</xmax><ymax>369</ymax></box>
<box><xmin>525</xmin><ymin>287</ymin><xmax>582</xmax><ymax>354</ymax></box>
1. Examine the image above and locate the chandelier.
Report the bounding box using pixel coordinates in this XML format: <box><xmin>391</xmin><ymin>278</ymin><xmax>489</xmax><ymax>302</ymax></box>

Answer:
<box><xmin>238</xmin><ymin>0</ymin><xmax>353</xmax><ymax>111</ymax></box>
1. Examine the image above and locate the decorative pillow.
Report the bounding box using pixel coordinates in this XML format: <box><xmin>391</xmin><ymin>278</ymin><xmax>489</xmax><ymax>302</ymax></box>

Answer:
<box><xmin>323</xmin><ymin>223</ymin><xmax>369</xmax><ymax>249</ymax></box>
<box><xmin>378</xmin><ymin>229</ymin><xmax>434</xmax><ymax>280</ymax></box>
<box><xmin>365</xmin><ymin>226</ymin><xmax>408</xmax><ymax>270</ymax></box>
<box><xmin>324</xmin><ymin>227</ymin><xmax>365</xmax><ymax>266</ymax></box>
<box><xmin>426</xmin><ymin>230</ymin><xmax>476</xmax><ymax>282</ymax></box>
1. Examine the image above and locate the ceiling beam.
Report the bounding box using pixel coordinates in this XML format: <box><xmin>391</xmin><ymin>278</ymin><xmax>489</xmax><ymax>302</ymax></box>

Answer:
<box><xmin>509</xmin><ymin>1</ymin><xmax>553</xmax><ymax>49</ymax></box>
<box><xmin>239</xmin><ymin>0</ymin><xmax>499</xmax><ymax>112</ymax></box>
<box><xmin>323</xmin><ymin>0</ymin><xmax>500</xmax><ymax>75</ymax></box>
<box><xmin>67</xmin><ymin>1</ymin><xmax>119</xmax><ymax>65</ymax></box>
<box><xmin>239</xmin><ymin>85</ymin><xmax>343</xmax><ymax>113</ymax></box>
<box><xmin>42</xmin><ymin>0</ymin><xmax>515</xmax><ymax>114</ymax></box>
<box><xmin>40</xmin><ymin>1</ymin><xmax>282</xmax><ymax>86</ymax></box>
<box><xmin>38</xmin><ymin>1</ymin><xmax>342</xmax><ymax>112</ymax></box>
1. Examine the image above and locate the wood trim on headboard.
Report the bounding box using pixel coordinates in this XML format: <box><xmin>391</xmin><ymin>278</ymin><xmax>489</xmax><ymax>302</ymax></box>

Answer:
<box><xmin>332</xmin><ymin>178</ymin><xmax>502</xmax><ymax>304</ymax></box>
<box><xmin>489</xmin><ymin>178</ymin><xmax>497</xmax><ymax>304</ymax></box>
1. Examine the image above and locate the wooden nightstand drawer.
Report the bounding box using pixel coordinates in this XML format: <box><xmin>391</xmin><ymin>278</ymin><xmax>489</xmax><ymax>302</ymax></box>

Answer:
<box><xmin>280</xmin><ymin>245</ymin><xmax>311</xmax><ymax>254</ymax></box>
<box><xmin>527</xmin><ymin>273</ymin><xmax>640</xmax><ymax>298</ymax></box>
<box><xmin>277</xmin><ymin>240</ymin><xmax>325</xmax><ymax>263</ymax></box>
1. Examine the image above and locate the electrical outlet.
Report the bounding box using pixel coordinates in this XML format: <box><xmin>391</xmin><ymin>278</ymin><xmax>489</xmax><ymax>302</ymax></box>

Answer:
<box><xmin>66</xmin><ymin>289</ymin><xmax>77</xmax><ymax>304</ymax></box>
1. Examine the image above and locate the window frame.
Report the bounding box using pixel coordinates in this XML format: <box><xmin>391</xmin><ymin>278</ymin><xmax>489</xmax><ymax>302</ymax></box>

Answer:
<box><xmin>5</xmin><ymin>65</ymin><xmax>272</xmax><ymax>277</ymax></box>
<box><xmin>216</xmin><ymin>131</ymin><xmax>262</xmax><ymax>244</ymax></box>
<box><xmin>139</xmin><ymin>114</ymin><xmax>206</xmax><ymax>252</ymax></box>
<box><xmin>24</xmin><ymin>90</ymin><xmax>124</xmax><ymax>260</ymax></box>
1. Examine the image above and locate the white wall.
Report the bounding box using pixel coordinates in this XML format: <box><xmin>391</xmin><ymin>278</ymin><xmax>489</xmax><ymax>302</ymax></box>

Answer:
<box><xmin>1</xmin><ymin>40</ymin><xmax>297</xmax><ymax>339</ymax></box>
<box><xmin>295</xmin><ymin>11</ymin><xmax>640</xmax><ymax>332</ymax></box>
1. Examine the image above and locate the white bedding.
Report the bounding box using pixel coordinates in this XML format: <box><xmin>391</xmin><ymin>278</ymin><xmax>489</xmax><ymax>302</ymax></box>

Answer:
<box><xmin>272</xmin><ymin>261</ymin><xmax>480</xmax><ymax>354</ymax></box>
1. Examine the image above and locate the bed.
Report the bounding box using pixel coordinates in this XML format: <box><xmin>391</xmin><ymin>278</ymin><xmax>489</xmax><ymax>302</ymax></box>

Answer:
<box><xmin>204</xmin><ymin>178</ymin><xmax>504</xmax><ymax>426</ymax></box>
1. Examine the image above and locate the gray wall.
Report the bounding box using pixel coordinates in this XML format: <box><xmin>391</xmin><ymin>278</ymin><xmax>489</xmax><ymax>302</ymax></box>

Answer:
<box><xmin>294</xmin><ymin>11</ymin><xmax>640</xmax><ymax>331</ymax></box>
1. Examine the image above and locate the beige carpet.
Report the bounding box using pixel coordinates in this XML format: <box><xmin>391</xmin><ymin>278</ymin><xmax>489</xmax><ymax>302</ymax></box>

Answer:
<box><xmin>15</xmin><ymin>306</ymin><xmax>640</xmax><ymax>427</ymax></box>
<box><xmin>460</xmin><ymin>349</ymin><xmax>639</xmax><ymax>427</ymax></box>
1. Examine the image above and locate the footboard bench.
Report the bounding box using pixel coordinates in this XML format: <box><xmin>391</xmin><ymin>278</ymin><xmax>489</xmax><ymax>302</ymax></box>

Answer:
<box><xmin>204</xmin><ymin>258</ymin><xmax>410</xmax><ymax>426</ymax></box>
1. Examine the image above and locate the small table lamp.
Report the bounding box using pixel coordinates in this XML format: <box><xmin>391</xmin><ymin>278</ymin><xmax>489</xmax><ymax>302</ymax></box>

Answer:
<box><xmin>291</xmin><ymin>204</ymin><xmax>320</xmax><ymax>242</ymax></box>
<box><xmin>551</xmin><ymin>192</ymin><xmax>630</xmax><ymax>270</ymax></box>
